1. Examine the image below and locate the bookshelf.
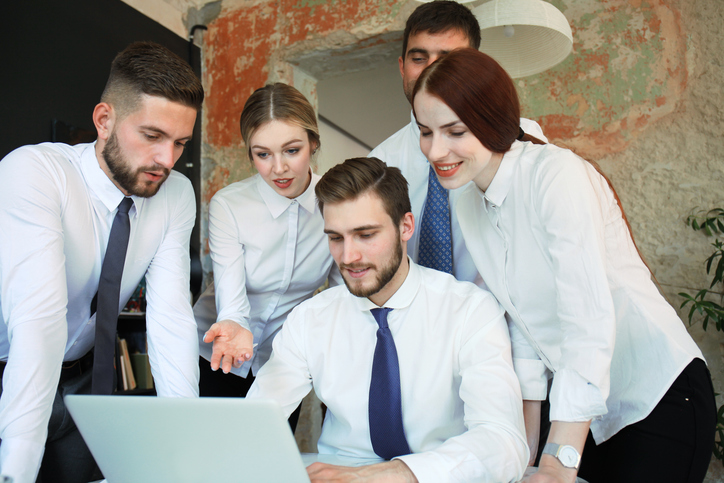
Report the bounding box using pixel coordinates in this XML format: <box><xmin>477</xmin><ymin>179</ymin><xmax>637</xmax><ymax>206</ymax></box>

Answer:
<box><xmin>116</xmin><ymin>282</ymin><xmax>156</xmax><ymax>395</ymax></box>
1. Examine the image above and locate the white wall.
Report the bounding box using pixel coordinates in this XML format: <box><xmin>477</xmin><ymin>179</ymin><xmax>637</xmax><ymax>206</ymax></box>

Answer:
<box><xmin>316</xmin><ymin>119</ymin><xmax>370</xmax><ymax>175</ymax></box>
<box><xmin>317</xmin><ymin>63</ymin><xmax>411</xmax><ymax>149</ymax></box>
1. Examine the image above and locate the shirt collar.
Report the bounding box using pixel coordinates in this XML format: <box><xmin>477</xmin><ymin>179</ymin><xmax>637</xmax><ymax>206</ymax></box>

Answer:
<box><xmin>409</xmin><ymin>110</ymin><xmax>420</xmax><ymax>138</ymax></box>
<box><xmin>256</xmin><ymin>169</ymin><xmax>317</xmax><ymax>219</ymax></box>
<box><xmin>80</xmin><ymin>142</ymin><xmax>142</xmax><ymax>216</ymax></box>
<box><xmin>351</xmin><ymin>256</ymin><xmax>421</xmax><ymax>312</ymax></box>
<box><xmin>481</xmin><ymin>140</ymin><xmax>523</xmax><ymax>209</ymax></box>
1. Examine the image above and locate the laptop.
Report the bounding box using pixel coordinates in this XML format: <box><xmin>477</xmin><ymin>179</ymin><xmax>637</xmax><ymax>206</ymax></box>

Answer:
<box><xmin>65</xmin><ymin>395</ymin><xmax>310</xmax><ymax>483</ymax></box>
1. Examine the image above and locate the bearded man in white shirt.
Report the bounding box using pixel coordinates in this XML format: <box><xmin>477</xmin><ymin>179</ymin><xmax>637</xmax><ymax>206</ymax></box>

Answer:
<box><xmin>247</xmin><ymin>157</ymin><xmax>528</xmax><ymax>483</ymax></box>
<box><xmin>369</xmin><ymin>0</ymin><xmax>547</xmax><ymax>283</ymax></box>
<box><xmin>0</xmin><ymin>42</ymin><xmax>203</xmax><ymax>483</ymax></box>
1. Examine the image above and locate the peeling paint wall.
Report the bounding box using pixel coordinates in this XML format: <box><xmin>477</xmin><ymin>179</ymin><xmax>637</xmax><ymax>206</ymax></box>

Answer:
<box><xmin>519</xmin><ymin>0</ymin><xmax>688</xmax><ymax>158</ymax></box>
<box><xmin>201</xmin><ymin>0</ymin><xmax>410</xmax><ymax>265</ymax></box>
<box><xmin>201</xmin><ymin>0</ymin><xmax>724</xmax><ymax>477</ymax></box>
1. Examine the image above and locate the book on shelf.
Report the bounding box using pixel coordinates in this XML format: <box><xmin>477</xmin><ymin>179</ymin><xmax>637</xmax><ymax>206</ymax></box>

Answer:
<box><xmin>119</xmin><ymin>338</ymin><xmax>136</xmax><ymax>390</ymax></box>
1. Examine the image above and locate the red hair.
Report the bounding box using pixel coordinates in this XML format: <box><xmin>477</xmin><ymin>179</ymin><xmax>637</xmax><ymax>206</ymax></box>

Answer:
<box><xmin>412</xmin><ymin>48</ymin><xmax>542</xmax><ymax>152</ymax></box>
<box><xmin>413</xmin><ymin>48</ymin><xmax>655</xmax><ymax>282</ymax></box>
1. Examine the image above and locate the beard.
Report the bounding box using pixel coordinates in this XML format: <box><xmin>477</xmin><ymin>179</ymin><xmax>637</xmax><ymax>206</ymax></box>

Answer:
<box><xmin>102</xmin><ymin>131</ymin><xmax>170</xmax><ymax>198</ymax></box>
<box><xmin>339</xmin><ymin>238</ymin><xmax>404</xmax><ymax>299</ymax></box>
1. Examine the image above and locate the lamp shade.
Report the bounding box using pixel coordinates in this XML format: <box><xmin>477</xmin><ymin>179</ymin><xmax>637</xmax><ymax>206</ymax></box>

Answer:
<box><xmin>472</xmin><ymin>0</ymin><xmax>573</xmax><ymax>78</ymax></box>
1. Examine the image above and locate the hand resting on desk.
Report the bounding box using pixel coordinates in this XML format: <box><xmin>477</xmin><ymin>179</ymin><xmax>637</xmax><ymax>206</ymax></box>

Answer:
<box><xmin>307</xmin><ymin>460</ymin><xmax>418</xmax><ymax>483</ymax></box>
<box><xmin>203</xmin><ymin>320</ymin><xmax>254</xmax><ymax>373</ymax></box>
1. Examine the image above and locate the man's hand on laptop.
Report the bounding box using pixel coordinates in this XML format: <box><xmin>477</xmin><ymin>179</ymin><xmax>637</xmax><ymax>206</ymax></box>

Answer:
<box><xmin>204</xmin><ymin>320</ymin><xmax>254</xmax><ymax>373</ymax></box>
<box><xmin>306</xmin><ymin>460</ymin><xmax>418</xmax><ymax>482</ymax></box>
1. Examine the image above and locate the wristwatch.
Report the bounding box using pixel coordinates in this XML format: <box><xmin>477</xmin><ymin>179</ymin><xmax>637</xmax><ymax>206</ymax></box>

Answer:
<box><xmin>542</xmin><ymin>443</ymin><xmax>581</xmax><ymax>470</ymax></box>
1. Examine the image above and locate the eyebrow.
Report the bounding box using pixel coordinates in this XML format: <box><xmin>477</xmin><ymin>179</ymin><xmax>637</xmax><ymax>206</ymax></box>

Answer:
<box><xmin>140</xmin><ymin>125</ymin><xmax>192</xmax><ymax>142</ymax></box>
<box><xmin>251</xmin><ymin>139</ymin><xmax>304</xmax><ymax>150</ymax></box>
<box><xmin>416</xmin><ymin>120</ymin><xmax>462</xmax><ymax>129</ymax></box>
<box><xmin>406</xmin><ymin>47</ymin><xmax>454</xmax><ymax>57</ymax></box>
<box><xmin>406</xmin><ymin>48</ymin><xmax>429</xmax><ymax>57</ymax></box>
<box><xmin>323</xmin><ymin>224</ymin><xmax>382</xmax><ymax>235</ymax></box>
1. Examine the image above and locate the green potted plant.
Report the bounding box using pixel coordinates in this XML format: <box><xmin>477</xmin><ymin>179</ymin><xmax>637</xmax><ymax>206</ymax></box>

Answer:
<box><xmin>679</xmin><ymin>207</ymin><xmax>724</xmax><ymax>463</ymax></box>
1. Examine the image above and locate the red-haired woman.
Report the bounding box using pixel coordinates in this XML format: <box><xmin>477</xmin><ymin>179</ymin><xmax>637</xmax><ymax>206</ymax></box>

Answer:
<box><xmin>412</xmin><ymin>48</ymin><xmax>714</xmax><ymax>483</ymax></box>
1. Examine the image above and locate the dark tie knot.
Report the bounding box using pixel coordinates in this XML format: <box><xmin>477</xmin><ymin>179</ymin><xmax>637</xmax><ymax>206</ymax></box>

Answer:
<box><xmin>370</xmin><ymin>307</ymin><xmax>392</xmax><ymax>330</ymax></box>
<box><xmin>117</xmin><ymin>197</ymin><xmax>134</xmax><ymax>215</ymax></box>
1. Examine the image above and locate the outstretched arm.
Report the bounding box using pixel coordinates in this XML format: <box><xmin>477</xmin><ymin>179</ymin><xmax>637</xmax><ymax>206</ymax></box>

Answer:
<box><xmin>203</xmin><ymin>320</ymin><xmax>254</xmax><ymax>373</ymax></box>
<box><xmin>522</xmin><ymin>421</ymin><xmax>590</xmax><ymax>483</ymax></box>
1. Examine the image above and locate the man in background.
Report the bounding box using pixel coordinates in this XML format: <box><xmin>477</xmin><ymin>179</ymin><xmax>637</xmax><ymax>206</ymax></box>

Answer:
<box><xmin>370</xmin><ymin>0</ymin><xmax>547</xmax><ymax>282</ymax></box>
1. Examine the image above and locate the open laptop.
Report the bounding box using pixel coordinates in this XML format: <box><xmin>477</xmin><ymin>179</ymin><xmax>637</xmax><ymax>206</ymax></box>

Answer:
<box><xmin>65</xmin><ymin>395</ymin><xmax>310</xmax><ymax>483</ymax></box>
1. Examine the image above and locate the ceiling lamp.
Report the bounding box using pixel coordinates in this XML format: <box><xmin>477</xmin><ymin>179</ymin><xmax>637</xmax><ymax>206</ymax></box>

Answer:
<box><xmin>472</xmin><ymin>0</ymin><xmax>573</xmax><ymax>78</ymax></box>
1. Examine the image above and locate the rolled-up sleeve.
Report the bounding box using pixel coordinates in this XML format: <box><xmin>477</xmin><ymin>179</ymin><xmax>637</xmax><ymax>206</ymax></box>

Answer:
<box><xmin>509</xmin><ymin>322</ymin><xmax>549</xmax><ymax>401</ymax></box>
<box><xmin>534</xmin><ymin>154</ymin><xmax>615</xmax><ymax>422</ymax></box>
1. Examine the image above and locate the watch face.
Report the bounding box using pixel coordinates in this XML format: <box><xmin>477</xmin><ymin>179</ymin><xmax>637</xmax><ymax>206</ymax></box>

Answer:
<box><xmin>559</xmin><ymin>446</ymin><xmax>579</xmax><ymax>467</ymax></box>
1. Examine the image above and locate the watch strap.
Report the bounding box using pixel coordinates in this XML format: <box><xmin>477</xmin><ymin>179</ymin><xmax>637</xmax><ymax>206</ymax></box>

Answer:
<box><xmin>542</xmin><ymin>442</ymin><xmax>581</xmax><ymax>470</ymax></box>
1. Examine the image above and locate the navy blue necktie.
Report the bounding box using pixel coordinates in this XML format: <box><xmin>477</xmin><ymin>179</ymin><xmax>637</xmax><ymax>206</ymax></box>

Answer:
<box><xmin>92</xmin><ymin>197</ymin><xmax>133</xmax><ymax>395</ymax></box>
<box><xmin>417</xmin><ymin>164</ymin><xmax>453</xmax><ymax>273</ymax></box>
<box><xmin>368</xmin><ymin>307</ymin><xmax>410</xmax><ymax>459</ymax></box>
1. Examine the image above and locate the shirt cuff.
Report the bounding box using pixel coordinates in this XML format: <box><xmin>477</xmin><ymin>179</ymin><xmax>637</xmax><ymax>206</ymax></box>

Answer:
<box><xmin>549</xmin><ymin>368</ymin><xmax>608</xmax><ymax>422</ymax></box>
<box><xmin>396</xmin><ymin>449</ymin><xmax>482</xmax><ymax>483</ymax></box>
<box><xmin>0</xmin><ymin>436</ymin><xmax>45</xmax><ymax>483</ymax></box>
<box><xmin>513</xmin><ymin>357</ymin><xmax>549</xmax><ymax>400</ymax></box>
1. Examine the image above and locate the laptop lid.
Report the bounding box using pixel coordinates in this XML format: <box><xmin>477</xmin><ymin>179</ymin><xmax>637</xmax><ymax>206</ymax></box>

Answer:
<box><xmin>65</xmin><ymin>395</ymin><xmax>310</xmax><ymax>483</ymax></box>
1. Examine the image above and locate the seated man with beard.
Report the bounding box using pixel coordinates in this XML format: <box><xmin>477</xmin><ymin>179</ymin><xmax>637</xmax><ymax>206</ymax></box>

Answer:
<box><xmin>246</xmin><ymin>157</ymin><xmax>528</xmax><ymax>483</ymax></box>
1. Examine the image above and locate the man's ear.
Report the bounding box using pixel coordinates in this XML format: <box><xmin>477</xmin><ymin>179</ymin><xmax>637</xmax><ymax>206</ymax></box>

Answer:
<box><xmin>398</xmin><ymin>56</ymin><xmax>405</xmax><ymax>79</ymax></box>
<box><xmin>92</xmin><ymin>102</ymin><xmax>115</xmax><ymax>142</ymax></box>
<box><xmin>400</xmin><ymin>212</ymin><xmax>415</xmax><ymax>242</ymax></box>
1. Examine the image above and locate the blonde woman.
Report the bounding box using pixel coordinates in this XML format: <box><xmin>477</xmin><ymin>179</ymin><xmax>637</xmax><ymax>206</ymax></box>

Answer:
<box><xmin>194</xmin><ymin>84</ymin><xmax>340</xmax><ymax>425</ymax></box>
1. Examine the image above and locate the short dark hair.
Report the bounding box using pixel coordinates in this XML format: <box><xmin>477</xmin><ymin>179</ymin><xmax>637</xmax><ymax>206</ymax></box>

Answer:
<box><xmin>315</xmin><ymin>157</ymin><xmax>411</xmax><ymax>226</ymax></box>
<box><xmin>100</xmin><ymin>41</ymin><xmax>204</xmax><ymax>118</ymax></box>
<box><xmin>402</xmin><ymin>0</ymin><xmax>481</xmax><ymax>58</ymax></box>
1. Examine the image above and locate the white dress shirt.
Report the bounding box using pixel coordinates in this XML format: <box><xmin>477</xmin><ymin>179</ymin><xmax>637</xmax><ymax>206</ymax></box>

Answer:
<box><xmin>0</xmin><ymin>142</ymin><xmax>200</xmax><ymax>483</ymax></box>
<box><xmin>248</xmin><ymin>260</ymin><xmax>528</xmax><ymax>483</ymax></box>
<box><xmin>456</xmin><ymin>140</ymin><xmax>704</xmax><ymax>443</ymax></box>
<box><xmin>370</xmin><ymin>112</ymin><xmax>547</xmax><ymax>286</ymax></box>
<box><xmin>194</xmin><ymin>173</ymin><xmax>341</xmax><ymax>377</ymax></box>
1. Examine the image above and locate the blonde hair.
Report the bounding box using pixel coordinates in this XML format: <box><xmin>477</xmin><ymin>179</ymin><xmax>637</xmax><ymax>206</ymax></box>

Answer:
<box><xmin>239</xmin><ymin>83</ymin><xmax>320</xmax><ymax>162</ymax></box>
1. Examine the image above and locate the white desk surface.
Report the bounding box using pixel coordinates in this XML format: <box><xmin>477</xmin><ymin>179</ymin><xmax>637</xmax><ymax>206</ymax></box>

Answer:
<box><xmin>91</xmin><ymin>460</ymin><xmax>589</xmax><ymax>482</ymax></box>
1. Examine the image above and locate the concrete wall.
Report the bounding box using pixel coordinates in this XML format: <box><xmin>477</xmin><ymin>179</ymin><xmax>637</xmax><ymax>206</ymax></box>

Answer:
<box><xmin>317</xmin><ymin>119</ymin><xmax>370</xmax><ymax>174</ymax></box>
<box><xmin>199</xmin><ymin>0</ymin><xmax>724</xmax><ymax>478</ymax></box>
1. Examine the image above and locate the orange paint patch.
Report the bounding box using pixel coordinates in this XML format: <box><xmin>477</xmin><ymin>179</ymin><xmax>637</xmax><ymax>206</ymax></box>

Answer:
<box><xmin>205</xmin><ymin>5</ymin><xmax>280</xmax><ymax>147</ymax></box>
<box><xmin>204</xmin><ymin>165</ymin><xmax>231</xmax><ymax>204</ymax></box>
<box><xmin>634</xmin><ymin>114</ymin><xmax>651</xmax><ymax>130</ymax></box>
<box><xmin>538</xmin><ymin>114</ymin><xmax>580</xmax><ymax>140</ymax></box>
<box><xmin>283</xmin><ymin>0</ymin><xmax>395</xmax><ymax>45</ymax></box>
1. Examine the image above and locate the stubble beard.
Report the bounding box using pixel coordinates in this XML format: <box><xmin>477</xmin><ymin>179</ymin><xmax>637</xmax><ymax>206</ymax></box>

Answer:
<box><xmin>340</xmin><ymin>239</ymin><xmax>404</xmax><ymax>299</ymax></box>
<box><xmin>102</xmin><ymin>131</ymin><xmax>170</xmax><ymax>198</ymax></box>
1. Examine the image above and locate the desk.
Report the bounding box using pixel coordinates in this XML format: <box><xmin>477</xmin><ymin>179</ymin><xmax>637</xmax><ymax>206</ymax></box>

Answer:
<box><xmin>88</xmin><ymin>458</ymin><xmax>589</xmax><ymax>482</ymax></box>
<box><xmin>301</xmin><ymin>453</ymin><xmax>383</xmax><ymax>467</ymax></box>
